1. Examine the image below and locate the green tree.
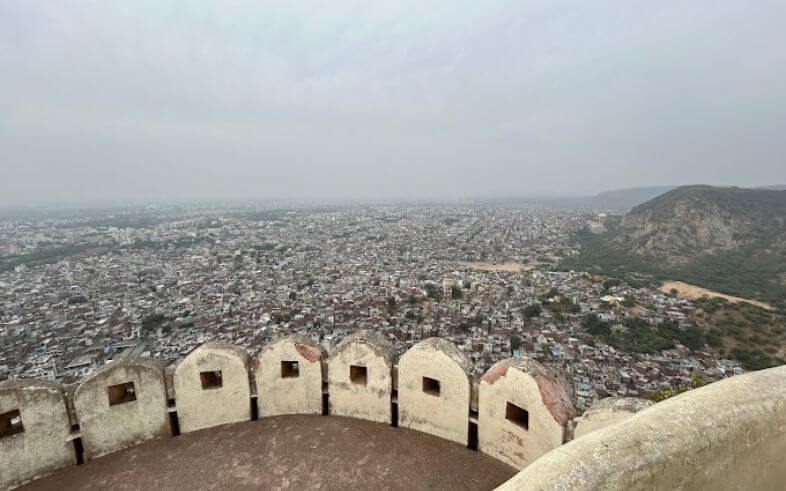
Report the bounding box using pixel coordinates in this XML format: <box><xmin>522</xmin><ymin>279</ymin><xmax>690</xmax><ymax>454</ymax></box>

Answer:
<box><xmin>510</xmin><ymin>335</ymin><xmax>522</xmax><ymax>352</ymax></box>
<box><xmin>386</xmin><ymin>296</ymin><xmax>397</xmax><ymax>313</ymax></box>
<box><xmin>585</xmin><ymin>314</ymin><xmax>611</xmax><ymax>336</ymax></box>
<box><xmin>524</xmin><ymin>303</ymin><xmax>542</xmax><ymax>318</ymax></box>
<box><xmin>68</xmin><ymin>295</ymin><xmax>88</xmax><ymax>305</ymax></box>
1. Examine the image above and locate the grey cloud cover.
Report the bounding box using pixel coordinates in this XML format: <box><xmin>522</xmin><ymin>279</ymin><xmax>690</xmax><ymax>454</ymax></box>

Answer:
<box><xmin>1</xmin><ymin>1</ymin><xmax>785</xmax><ymax>205</ymax></box>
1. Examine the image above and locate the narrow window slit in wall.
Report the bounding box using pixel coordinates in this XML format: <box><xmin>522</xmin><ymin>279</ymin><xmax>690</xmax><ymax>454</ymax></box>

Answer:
<box><xmin>200</xmin><ymin>370</ymin><xmax>223</xmax><ymax>389</ymax></box>
<box><xmin>350</xmin><ymin>365</ymin><xmax>368</xmax><ymax>386</ymax></box>
<box><xmin>281</xmin><ymin>361</ymin><xmax>299</xmax><ymax>378</ymax></box>
<box><xmin>107</xmin><ymin>381</ymin><xmax>137</xmax><ymax>406</ymax></box>
<box><xmin>422</xmin><ymin>376</ymin><xmax>441</xmax><ymax>396</ymax></box>
<box><xmin>505</xmin><ymin>402</ymin><xmax>529</xmax><ymax>430</ymax></box>
<box><xmin>0</xmin><ymin>409</ymin><xmax>24</xmax><ymax>438</ymax></box>
<box><xmin>322</xmin><ymin>393</ymin><xmax>329</xmax><ymax>416</ymax></box>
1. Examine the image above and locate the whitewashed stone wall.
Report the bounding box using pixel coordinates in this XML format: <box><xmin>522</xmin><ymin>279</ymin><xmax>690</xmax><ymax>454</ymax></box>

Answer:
<box><xmin>327</xmin><ymin>331</ymin><xmax>396</xmax><ymax>423</ymax></box>
<box><xmin>1</xmin><ymin>380</ymin><xmax>74</xmax><ymax>489</ymax></box>
<box><xmin>478</xmin><ymin>359</ymin><xmax>575</xmax><ymax>469</ymax></box>
<box><xmin>173</xmin><ymin>342</ymin><xmax>251</xmax><ymax>433</ymax></box>
<box><xmin>398</xmin><ymin>338</ymin><xmax>471</xmax><ymax>445</ymax></box>
<box><xmin>255</xmin><ymin>335</ymin><xmax>326</xmax><ymax>418</ymax></box>
<box><xmin>73</xmin><ymin>358</ymin><xmax>170</xmax><ymax>460</ymax></box>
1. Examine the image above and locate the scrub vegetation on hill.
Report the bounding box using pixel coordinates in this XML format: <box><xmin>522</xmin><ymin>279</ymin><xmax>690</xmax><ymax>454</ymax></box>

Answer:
<box><xmin>561</xmin><ymin>223</ymin><xmax>786</xmax><ymax>310</ymax></box>
<box><xmin>561</xmin><ymin>185</ymin><xmax>786</xmax><ymax>311</ymax></box>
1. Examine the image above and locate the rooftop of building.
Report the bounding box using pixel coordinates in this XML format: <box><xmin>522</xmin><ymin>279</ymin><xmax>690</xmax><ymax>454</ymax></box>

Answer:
<box><xmin>19</xmin><ymin>415</ymin><xmax>515</xmax><ymax>491</ymax></box>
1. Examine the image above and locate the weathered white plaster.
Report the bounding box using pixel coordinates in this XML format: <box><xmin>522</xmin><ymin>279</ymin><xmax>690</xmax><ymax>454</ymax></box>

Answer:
<box><xmin>0</xmin><ymin>380</ymin><xmax>74</xmax><ymax>489</ymax></box>
<box><xmin>74</xmin><ymin>358</ymin><xmax>169</xmax><ymax>460</ymax></box>
<box><xmin>173</xmin><ymin>342</ymin><xmax>251</xmax><ymax>433</ymax></box>
<box><xmin>496</xmin><ymin>365</ymin><xmax>786</xmax><ymax>490</ymax></box>
<box><xmin>327</xmin><ymin>330</ymin><xmax>396</xmax><ymax>423</ymax></box>
<box><xmin>398</xmin><ymin>338</ymin><xmax>471</xmax><ymax>445</ymax></box>
<box><xmin>255</xmin><ymin>335</ymin><xmax>326</xmax><ymax>418</ymax></box>
<box><xmin>479</xmin><ymin>359</ymin><xmax>574</xmax><ymax>469</ymax></box>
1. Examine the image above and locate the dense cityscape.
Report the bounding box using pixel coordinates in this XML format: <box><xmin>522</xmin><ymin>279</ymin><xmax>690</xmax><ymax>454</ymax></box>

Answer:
<box><xmin>0</xmin><ymin>203</ymin><xmax>743</xmax><ymax>413</ymax></box>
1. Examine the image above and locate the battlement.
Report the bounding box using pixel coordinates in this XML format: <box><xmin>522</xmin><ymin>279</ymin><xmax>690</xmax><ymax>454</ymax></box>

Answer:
<box><xmin>2</xmin><ymin>335</ymin><xmax>785</xmax><ymax>490</ymax></box>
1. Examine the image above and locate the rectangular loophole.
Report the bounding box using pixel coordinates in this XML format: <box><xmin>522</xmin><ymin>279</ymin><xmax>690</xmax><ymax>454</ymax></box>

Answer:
<box><xmin>281</xmin><ymin>361</ymin><xmax>299</xmax><ymax>378</ymax></box>
<box><xmin>200</xmin><ymin>370</ymin><xmax>223</xmax><ymax>389</ymax></box>
<box><xmin>422</xmin><ymin>376</ymin><xmax>441</xmax><ymax>397</ymax></box>
<box><xmin>350</xmin><ymin>365</ymin><xmax>368</xmax><ymax>386</ymax></box>
<box><xmin>107</xmin><ymin>381</ymin><xmax>137</xmax><ymax>406</ymax></box>
<box><xmin>0</xmin><ymin>409</ymin><xmax>24</xmax><ymax>438</ymax></box>
<box><xmin>505</xmin><ymin>402</ymin><xmax>529</xmax><ymax>430</ymax></box>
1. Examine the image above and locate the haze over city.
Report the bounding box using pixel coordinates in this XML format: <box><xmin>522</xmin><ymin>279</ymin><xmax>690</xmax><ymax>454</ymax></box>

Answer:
<box><xmin>1</xmin><ymin>1</ymin><xmax>785</xmax><ymax>206</ymax></box>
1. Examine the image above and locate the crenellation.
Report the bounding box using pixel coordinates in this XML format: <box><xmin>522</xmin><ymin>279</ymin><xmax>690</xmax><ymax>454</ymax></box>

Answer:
<box><xmin>172</xmin><ymin>341</ymin><xmax>252</xmax><ymax>434</ymax></box>
<box><xmin>327</xmin><ymin>330</ymin><xmax>396</xmax><ymax>423</ymax></box>
<box><xmin>0</xmin><ymin>380</ymin><xmax>74</xmax><ymax>489</ymax></box>
<box><xmin>2</xmin><ymin>339</ymin><xmax>785</xmax><ymax>490</ymax></box>
<box><xmin>73</xmin><ymin>358</ymin><xmax>169</xmax><ymax>460</ymax></box>
<box><xmin>255</xmin><ymin>335</ymin><xmax>326</xmax><ymax>417</ymax></box>
<box><xmin>398</xmin><ymin>337</ymin><xmax>472</xmax><ymax>445</ymax></box>
<box><xmin>478</xmin><ymin>358</ymin><xmax>575</xmax><ymax>469</ymax></box>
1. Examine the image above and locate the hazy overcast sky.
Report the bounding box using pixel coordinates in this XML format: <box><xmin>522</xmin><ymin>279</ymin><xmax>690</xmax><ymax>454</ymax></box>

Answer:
<box><xmin>1</xmin><ymin>1</ymin><xmax>785</xmax><ymax>205</ymax></box>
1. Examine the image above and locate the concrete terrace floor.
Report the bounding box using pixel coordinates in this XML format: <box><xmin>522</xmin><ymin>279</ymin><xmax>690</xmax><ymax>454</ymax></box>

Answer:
<box><xmin>21</xmin><ymin>415</ymin><xmax>517</xmax><ymax>490</ymax></box>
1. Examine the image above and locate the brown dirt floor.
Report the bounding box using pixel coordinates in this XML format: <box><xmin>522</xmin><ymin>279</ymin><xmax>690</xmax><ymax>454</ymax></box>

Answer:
<box><xmin>659</xmin><ymin>280</ymin><xmax>773</xmax><ymax>310</ymax></box>
<box><xmin>20</xmin><ymin>415</ymin><xmax>516</xmax><ymax>490</ymax></box>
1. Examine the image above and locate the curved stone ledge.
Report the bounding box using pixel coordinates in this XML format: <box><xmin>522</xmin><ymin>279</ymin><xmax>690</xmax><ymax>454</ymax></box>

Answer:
<box><xmin>496</xmin><ymin>365</ymin><xmax>786</xmax><ymax>490</ymax></box>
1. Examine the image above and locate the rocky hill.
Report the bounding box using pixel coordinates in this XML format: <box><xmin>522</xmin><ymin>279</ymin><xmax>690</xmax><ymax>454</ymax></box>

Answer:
<box><xmin>614</xmin><ymin>185</ymin><xmax>786</xmax><ymax>265</ymax></box>
<box><xmin>563</xmin><ymin>185</ymin><xmax>786</xmax><ymax>310</ymax></box>
<box><xmin>591</xmin><ymin>185</ymin><xmax>677</xmax><ymax>211</ymax></box>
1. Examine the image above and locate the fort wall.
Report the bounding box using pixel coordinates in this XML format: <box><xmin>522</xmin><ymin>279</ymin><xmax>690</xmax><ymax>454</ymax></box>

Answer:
<box><xmin>327</xmin><ymin>330</ymin><xmax>395</xmax><ymax>424</ymax></box>
<box><xmin>0</xmin><ymin>380</ymin><xmax>74</xmax><ymax>489</ymax></box>
<box><xmin>172</xmin><ymin>341</ymin><xmax>252</xmax><ymax>433</ymax></box>
<box><xmin>3</xmin><ymin>338</ymin><xmax>786</xmax><ymax>490</ymax></box>
<box><xmin>255</xmin><ymin>335</ymin><xmax>326</xmax><ymax>417</ymax></box>
<box><xmin>478</xmin><ymin>359</ymin><xmax>575</xmax><ymax>469</ymax></box>
<box><xmin>497</xmin><ymin>364</ymin><xmax>786</xmax><ymax>490</ymax></box>
<box><xmin>73</xmin><ymin>358</ymin><xmax>169</xmax><ymax>460</ymax></box>
<box><xmin>572</xmin><ymin>396</ymin><xmax>652</xmax><ymax>439</ymax></box>
<box><xmin>397</xmin><ymin>338</ymin><xmax>471</xmax><ymax>445</ymax></box>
